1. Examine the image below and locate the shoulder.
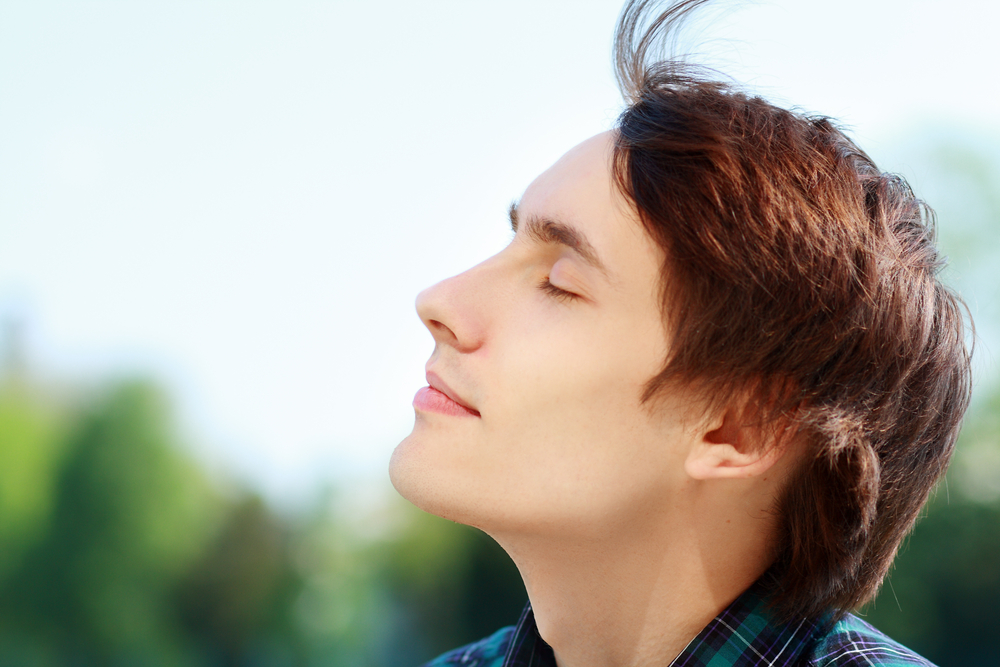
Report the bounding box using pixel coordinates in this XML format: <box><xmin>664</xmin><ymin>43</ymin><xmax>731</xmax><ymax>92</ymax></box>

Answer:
<box><xmin>420</xmin><ymin>626</ymin><xmax>516</xmax><ymax>667</ymax></box>
<box><xmin>806</xmin><ymin>613</ymin><xmax>937</xmax><ymax>667</ymax></box>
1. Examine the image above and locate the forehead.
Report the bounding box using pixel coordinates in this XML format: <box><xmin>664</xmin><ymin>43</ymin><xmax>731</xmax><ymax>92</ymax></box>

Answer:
<box><xmin>520</xmin><ymin>131</ymin><xmax>619</xmax><ymax>221</ymax></box>
<box><xmin>517</xmin><ymin>131</ymin><xmax>660</xmax><ymax>281</ymax></box>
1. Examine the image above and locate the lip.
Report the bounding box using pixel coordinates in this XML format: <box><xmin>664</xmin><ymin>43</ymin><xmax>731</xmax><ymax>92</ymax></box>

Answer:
<box><xmin>414</xmin><ymin>371</ymin><xmax>480</xmax><ymax>418</ymax></box>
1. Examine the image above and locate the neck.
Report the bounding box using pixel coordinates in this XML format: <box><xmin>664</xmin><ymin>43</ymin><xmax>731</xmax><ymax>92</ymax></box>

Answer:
<box><xmin>489</xmin><ymin>491</ymin><xmax>777</xmax><ymax>667</ymax></box>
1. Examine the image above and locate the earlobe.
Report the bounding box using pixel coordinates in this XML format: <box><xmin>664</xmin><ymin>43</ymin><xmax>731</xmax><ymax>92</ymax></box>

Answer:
<box><xmin>684</xmin><ymin>410</ymin><xmax>786</xmax><ymax>480</ymax></box>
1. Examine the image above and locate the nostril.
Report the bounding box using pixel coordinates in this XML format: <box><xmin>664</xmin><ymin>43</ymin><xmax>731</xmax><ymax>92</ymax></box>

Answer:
<box><xmin>428</xmin><ymin>319</ymin><xmax>459</xmax><ymax>345</ymax></box>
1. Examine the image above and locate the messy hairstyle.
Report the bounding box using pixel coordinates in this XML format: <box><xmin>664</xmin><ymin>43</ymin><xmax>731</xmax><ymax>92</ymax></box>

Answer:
<box><xmin>612</xmin><ymin>0</ymin><xmax>972</xmax><ymax>620</ymax></box>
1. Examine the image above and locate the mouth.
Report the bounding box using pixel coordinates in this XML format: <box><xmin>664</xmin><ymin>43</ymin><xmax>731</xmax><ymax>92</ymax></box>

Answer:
<box><xmin>414</xmin><ymin>371</ymin><xmax>481</xmax><ymax>418</ymax></box>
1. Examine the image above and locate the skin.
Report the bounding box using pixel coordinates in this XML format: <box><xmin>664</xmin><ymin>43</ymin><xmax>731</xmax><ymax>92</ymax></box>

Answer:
<box><xmin>390</xmin><ymin>131</ymin><xmax>801</xmax><ymax>667</ymax></box>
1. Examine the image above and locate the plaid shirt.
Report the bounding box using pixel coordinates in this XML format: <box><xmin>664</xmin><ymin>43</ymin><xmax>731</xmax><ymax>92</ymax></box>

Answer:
<box><xmin>421</xmin><ymin>583</ymin><xmax>935</xmax><ymax>667</ymax></box>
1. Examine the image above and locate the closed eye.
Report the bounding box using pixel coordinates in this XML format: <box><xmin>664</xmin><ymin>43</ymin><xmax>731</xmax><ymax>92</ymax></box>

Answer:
<box><xmin>539</xmin><ymin>278</ymin><xmax>581</xmax><ymax>302</ymax></box>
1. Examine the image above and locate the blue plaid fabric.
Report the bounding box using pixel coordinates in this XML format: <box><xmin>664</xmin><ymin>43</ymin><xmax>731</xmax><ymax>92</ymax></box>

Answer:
<box><xmin>421</xmin><ymin>584</ymin><xmax>935</xmax><ymax>666</ymax></box>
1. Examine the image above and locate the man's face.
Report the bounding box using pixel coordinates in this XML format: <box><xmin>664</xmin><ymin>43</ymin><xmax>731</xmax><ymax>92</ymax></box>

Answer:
<box><xmin>390</xmin><ymin>132</ymin><xmax>703</xmax><ymax>540</ymax></box>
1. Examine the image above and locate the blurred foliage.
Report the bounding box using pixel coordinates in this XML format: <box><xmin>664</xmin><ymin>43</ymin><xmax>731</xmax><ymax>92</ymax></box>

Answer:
<box><xmin>0</xmin><ymin>380</ymin><xmax>66</xmax><ymax>584</ymax></box>
<box><xmin>0</xmin><ymin>379</ymin><xmax>225</xmax><ymax>665</ymax></box>
<box><xmin>0</xmin><ymin>135</ymin><xmax>997</xmax><ymax>666</ymax></box>
<box><xmin>861</xmin><ymin>492</ymin><xmax>1000</xmax><ymax>666</ymax></box>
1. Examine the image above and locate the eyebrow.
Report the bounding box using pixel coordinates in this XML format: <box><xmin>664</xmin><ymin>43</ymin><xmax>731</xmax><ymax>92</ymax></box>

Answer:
<box><xmin>508</xmin><ymin>203</ymin><xmax>607</xmax><ymax>274</ymax></box>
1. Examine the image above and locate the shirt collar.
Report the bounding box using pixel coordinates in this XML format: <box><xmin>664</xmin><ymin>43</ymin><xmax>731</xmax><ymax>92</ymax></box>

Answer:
<box><xmin>503</xmin><ymin>582</ymin><xmax>827</xmax><ymax>667</ymax></box>
<box><xmin>502</xmin><ymin>602</ymin><xmax>556</xmax><ymax>667</ymax></box>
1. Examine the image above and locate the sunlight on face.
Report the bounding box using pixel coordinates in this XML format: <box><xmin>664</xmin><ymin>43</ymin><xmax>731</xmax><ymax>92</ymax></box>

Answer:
<box><xmin>390</xmin><ymin>132</ymin><xmax>702</xmax><ymax>540</ymax></box>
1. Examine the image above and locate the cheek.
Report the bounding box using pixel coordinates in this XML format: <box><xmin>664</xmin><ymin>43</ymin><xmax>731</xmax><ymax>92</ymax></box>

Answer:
<box><xmin>487</xmin><ymin>304</ymin><xmax>666</xmax><ymax>446</ymax></box>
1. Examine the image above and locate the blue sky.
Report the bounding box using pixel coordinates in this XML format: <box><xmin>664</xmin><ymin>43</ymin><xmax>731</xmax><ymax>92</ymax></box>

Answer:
<box><xmin>1</xmin><ymin>0</ymin><xmax>998</xmax><ymax>503</ymax></box>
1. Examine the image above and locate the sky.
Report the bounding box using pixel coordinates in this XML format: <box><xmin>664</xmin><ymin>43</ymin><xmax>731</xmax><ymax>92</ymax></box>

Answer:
<box><xmin>1</xmin><ymin>0</ymin><xmax>998</xmax><ymax>505</ymax></box>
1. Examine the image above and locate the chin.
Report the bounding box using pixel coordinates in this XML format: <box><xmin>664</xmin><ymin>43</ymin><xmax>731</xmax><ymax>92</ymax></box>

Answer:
<box><xmin>388</xmin><ymin>434</ymin><xmax>422</xmax><ymax>503</ymax></box>
<box><xmin>388</xmin><ymin>432</ymin><xmax>474</xmax><ymax>525</ymax></box>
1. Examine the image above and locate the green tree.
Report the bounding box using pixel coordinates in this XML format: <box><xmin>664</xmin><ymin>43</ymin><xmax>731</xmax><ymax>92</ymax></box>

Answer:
<box><xmin>0</xmin><ymin>380</ymin><xmax>220</xmax><ymax>665</ymax></box>
<box><xmin>175</xmin><ymin>495</ymin><xmax>303</xmax><ymax>666</ymax></box>
<box><xmin>0</xmin><ymin>378</ymin><xmax>66</xmax><ymax>585</ymax></box>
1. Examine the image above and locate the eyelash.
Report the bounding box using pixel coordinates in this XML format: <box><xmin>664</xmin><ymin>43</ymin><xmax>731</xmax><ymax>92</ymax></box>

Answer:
<box><xmin>539</xmin><ymin>278</ymin><xmax>581</xmax><ymax>302</ymax></box>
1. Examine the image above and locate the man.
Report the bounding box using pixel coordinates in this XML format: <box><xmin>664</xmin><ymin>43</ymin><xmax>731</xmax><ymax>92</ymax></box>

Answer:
<box><xmin>389</xmin><ymin>1</ymin><xmax>971</xmax><ymax>665</ymax></box>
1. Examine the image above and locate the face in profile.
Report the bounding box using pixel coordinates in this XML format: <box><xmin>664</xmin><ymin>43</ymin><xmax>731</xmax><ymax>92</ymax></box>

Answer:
<box><xmin>390</xmin><ymin>132</ymin><xmax>703</xmax><ymax>540</ymax></box>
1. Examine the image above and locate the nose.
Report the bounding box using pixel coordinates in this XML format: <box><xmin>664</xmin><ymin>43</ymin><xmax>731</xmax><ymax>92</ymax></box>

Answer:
<box><xmin>415</xmin><ymin>263</ymin><xmax>490</xmax><ymax>354</ymax></box>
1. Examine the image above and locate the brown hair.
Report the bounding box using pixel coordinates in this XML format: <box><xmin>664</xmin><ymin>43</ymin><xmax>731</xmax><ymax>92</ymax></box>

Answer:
<box><xmin>612</xmin><ymin>0</ymin><xmax>972</xmax><ymax>620</ymax></box>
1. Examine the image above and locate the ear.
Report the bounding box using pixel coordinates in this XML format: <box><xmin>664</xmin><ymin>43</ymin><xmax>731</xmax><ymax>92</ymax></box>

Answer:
<box><xmin>684</xmin><ymin>406</ymin><xmax>787</xmax><ymax>481</ymax></box>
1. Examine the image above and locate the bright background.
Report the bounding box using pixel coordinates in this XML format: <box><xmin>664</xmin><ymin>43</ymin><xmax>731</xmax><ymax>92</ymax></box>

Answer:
<box><xmin>1</xmin><ymin>3</ymin><xmax>1000</xmax><ymax>665</ymax></box>
<box><xmin>3</xmin><ymin>0</ymin><xmax>999</xmax><ymax>503</ymax></box>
